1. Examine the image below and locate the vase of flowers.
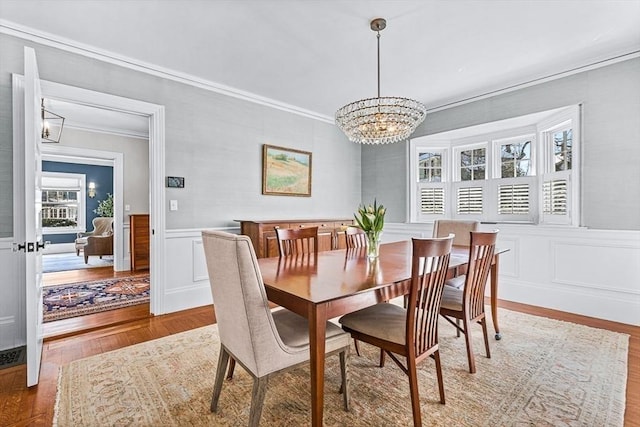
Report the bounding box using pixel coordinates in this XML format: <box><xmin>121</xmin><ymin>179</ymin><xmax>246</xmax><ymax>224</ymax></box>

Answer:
<box><xmin>353</xmin><ymin>200</ymin><xmax>386</xmax><ymax>259</ymax></box>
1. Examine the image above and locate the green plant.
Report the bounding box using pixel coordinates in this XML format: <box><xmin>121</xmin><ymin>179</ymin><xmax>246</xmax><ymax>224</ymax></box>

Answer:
<box><xmin>94</xmin><ymin>193</ymin><xmax>114</xmax><ymax>217</ymax></box>
<box><xmin>354</xmin><ymin>199</ymin><xmax>386</xmax><ymax>234</ymax></box>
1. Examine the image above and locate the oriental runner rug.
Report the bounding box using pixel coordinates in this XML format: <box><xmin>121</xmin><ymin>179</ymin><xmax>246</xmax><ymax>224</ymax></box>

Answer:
<box><xmin>43</xmin><ymin>275</ymin><xmax>150</xmax><ymax>322</ymax></box>
<box><xmin>54</xmin><ymin>308</ymin><xmax>627</xmax><ymax>426</ymax></box>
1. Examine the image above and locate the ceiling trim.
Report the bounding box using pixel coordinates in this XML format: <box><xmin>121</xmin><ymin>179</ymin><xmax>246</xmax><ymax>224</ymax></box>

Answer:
<box><xmin>426</xmin><ymin>50</ymin><xmax>640</xmax><ymax>113</ymax></box>
<box><xmin>0</xmin><ymin>19</ymin><xmax>335</xmax><ymax>124</ymax></box>
<box><xmin>2</xmin><ymin>19</ymin><xmax>638</xmax><ymax>123</ymax></box>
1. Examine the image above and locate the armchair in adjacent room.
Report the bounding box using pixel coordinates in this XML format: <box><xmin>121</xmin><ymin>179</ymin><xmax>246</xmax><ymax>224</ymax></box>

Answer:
<box><xmin>75</xmin><ymin>217</ymin><xmax>114</xmax><ymax>264</ymax></box>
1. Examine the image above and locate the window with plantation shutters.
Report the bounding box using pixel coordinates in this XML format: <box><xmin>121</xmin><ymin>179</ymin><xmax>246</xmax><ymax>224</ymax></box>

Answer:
<box><xmin>409</xmin><ymin>105</ymin><xmax>579</xmax><ymax>226</ymax></box>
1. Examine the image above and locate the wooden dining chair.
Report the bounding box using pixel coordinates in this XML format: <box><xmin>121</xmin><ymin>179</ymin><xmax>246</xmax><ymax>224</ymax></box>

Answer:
<box><xmin>439</xmin><ymin>230</ymin><xmax>498</xmax><ymax>374</ymax></box>
<box><xmin>433</xmin><ymin>219</ymin><xmax>480</xmax><ymax>290</ymax></box>
<box><xmin>339</xmin><ymin>235</ymin><xmax>454</xmax><ymax>427</ymax></box>
<box><xmin>343</xmin><ymin>226</ymin><xmax>368</xmax><ymax>357</ymax></box>
<box><xmin>344</xmin><ymin>226</ymin><xmax>367</xmax><ymax>249</ymax></box>
<box><xmin>201</xmin><ymin>230</ymin><xmax>350</xmax><ymax>425</ymax></box>
<box><xmin>275</xmin><ymin>226</ymin><xmax>319</xmax><ymax>256</ymax></box>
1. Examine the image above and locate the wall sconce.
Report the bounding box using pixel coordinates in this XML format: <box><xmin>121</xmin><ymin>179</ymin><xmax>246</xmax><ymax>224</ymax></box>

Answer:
<box><xmin>88</xmin><ymin>182</ymin><xmax>96</xmax><ymax>198</ymax></box>
<box><xmin>41</xmin><ymin>98</ymin><xmax>65</xmax><ymax>143</ymax></box>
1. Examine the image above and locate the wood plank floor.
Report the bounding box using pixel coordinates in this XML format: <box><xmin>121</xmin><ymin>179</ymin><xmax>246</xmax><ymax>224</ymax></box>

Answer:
<box><xmin>1</xmin><ymin>274</ymin><xmax>638</xmax><ymax>426</ymax></box>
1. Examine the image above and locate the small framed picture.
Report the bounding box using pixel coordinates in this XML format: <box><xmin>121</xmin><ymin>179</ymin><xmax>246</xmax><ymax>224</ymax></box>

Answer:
<box><xmin>262</xmin><ymin>145</ymin><xmax>312</xmax><ymax>197</ymax></box>
<box><xmin>166</xmin><ymin>176</ymin><xmax>185</xmax><ymax>188</ymax></box>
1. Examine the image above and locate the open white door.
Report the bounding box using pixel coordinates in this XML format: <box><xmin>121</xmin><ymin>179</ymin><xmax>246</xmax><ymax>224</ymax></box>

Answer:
<box><xmin>18</xmin><ymin>46</ymin><xmax>45</xmax><ymax>386</ymax></box>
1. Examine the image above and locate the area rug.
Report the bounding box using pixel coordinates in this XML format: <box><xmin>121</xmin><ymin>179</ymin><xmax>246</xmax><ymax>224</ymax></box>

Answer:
<box><xmin>43</xmin><ymin>275</ymin><xmax>150</xmax><ymax>322</ymax></box>
<box><xmin>43</xmin><ymin>252</ymin><xmax>114</xmax><ymax>273</ymax></box>
<box><xmin>54</xmin><ymin>308</ymin><xmax>628</xmax><ymax>426</ymax></box>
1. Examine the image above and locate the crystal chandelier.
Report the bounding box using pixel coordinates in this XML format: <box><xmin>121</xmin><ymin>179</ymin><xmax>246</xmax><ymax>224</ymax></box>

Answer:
<box><xmin>335</xmin><ymin>18</ymin><xmax>426</xmax><ymax>145</ymax></box>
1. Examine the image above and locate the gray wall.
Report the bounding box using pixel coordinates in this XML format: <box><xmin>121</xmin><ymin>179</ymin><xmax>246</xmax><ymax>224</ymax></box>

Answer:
<box><xmin>363</xmin><ymin>57</ymin><xmax>640</xmax><ymax>230</ymax></box>
<box><xmin>0</xmin><ymin>33</ymin><xmax>362</xmax><ymax>238</ymax></box>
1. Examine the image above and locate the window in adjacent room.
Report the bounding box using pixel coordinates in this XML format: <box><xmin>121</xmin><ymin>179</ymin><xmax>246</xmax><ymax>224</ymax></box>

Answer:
<box><xmin>41</xmin><ymin>172</ymin><xmax>87</xmax><ymax>234</ymax></box>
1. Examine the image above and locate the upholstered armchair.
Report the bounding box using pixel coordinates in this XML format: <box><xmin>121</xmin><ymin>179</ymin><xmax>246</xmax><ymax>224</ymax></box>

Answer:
<box><xmin>75</xmin><ymin>217</ymin><xmax>114</xmax><ymax>263</ymax></box>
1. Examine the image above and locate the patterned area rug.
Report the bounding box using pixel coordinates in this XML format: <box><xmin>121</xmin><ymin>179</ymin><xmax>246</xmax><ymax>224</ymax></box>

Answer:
<box><xmin>54</xmin><ymin>308</ymin><xmax>628</xmax><ymax>426</ymax></box>
<box><xmin>43</xmin><ymin>275</ymin><xmax>150</xmax><ymax>322</ymax></box>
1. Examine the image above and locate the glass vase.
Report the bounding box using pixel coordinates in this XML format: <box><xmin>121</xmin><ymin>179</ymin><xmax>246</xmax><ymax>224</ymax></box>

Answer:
<box><xmin>366</xmin><ymin>232</ymin><xmax>381</xmax><ymax>259</ymax></box>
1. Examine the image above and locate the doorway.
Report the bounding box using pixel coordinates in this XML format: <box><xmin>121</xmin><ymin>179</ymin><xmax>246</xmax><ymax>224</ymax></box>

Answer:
<box><xmin>31</xmin><ymin>81</ymin><xmax>165</xmax><ymax>335</ymax></box>
<box><xmin>39</xmin><ymin>106</ymin><xmax>150</xmax><ymax>335</ymax></box>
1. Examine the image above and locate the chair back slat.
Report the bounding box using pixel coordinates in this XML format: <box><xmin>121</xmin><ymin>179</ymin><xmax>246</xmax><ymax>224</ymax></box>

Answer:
<box><xmin>275</xmin><ymin>227</ymin><xmax>319</xmax><ymax>256</ymax></box>
<box><xmin>407</xmin><ymin>235</ymin><xmax>454</xmax><ymax>356</ymax></box>
<box><xmin>463</xmin><ymin>231</ymin><xmax>498</xmax><ymax>320</ymax></box>
<box><xmin>345</xmin><ymin>227</ymin><xmax>367</xmax><ymax>249</ymax></box>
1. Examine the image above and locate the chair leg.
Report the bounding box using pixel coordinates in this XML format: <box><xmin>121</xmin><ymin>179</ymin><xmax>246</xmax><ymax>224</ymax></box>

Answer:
<box><xmin>353</xmin><ymin>338</ymin><xmax>361</xmax><ymax>356</ymax></box>
<box><xmin>339</xmin><ymin>349</ymin><xmax>350</xmax><ymax>411</ymax></box>
<box><xmin>463</xmin><ymin>317</ymin><xmax>476</xmax><ymax>374</ymax></box>
<box><xmin>379</xmin><ymin>349</ymin><xmax>386</xmax><ymax>368</ymax></box>
<box><xmin>407</xmin><ymin>356</ymin><xmax>422</xmax><ymax>427</ymax></box>
<box><xmin>249</xmin><ymin>376</ymin><xmax>269</xmax><ymax>427</ymax></box>
<box><xmin>481</xmin><ymin>317</ymin><xmax>491</xmax><ymax>359</ymax></box>
<box><xmin>84</xmin><ymin>254</ymin><xmax>89</xmax><ymax>264</ymax></box>
<box><xmin>434</xmin><ymin>350</ymin><xmax>445</xmax><ymax>404</ymax></box>
<box><xmin>456</xmin><ymin>318</ymin><xmax>461</xmax><ymax>337</ymax></box>
<box><xmin>211</xmin><ymin>346</ymin><xmax>230</xmax><ymax>412</ymax></box>
<box><xmin>226</xmin><ymin>358</ymin><xmax>236</xmax><ymax>380</ymax></box>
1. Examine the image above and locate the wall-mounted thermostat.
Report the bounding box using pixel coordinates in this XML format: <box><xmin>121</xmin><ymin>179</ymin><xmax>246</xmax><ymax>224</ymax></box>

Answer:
<box><xmin>166</xmin><ymin>176</ymin><xmax>185</xmax><ymax>188</ymax></box>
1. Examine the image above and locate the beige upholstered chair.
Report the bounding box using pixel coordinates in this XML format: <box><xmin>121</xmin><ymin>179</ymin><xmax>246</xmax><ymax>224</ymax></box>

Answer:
<box><xmin>275</xmin><ymin>226</ymin><xmax>318</xmax><ymax>256</ymax></box>
<box><xmin>339</xmin><ymin>235</ymin><xmax>454</xmax><ymax>427</ymax></box>
<box><xmin>440</xmin><ymin>230</ymin><xmax>498</xmax><ymax>374</ymax></box>
<box><xmin>433</xmin><ymin>219</ymin><xmax>480</xmax><ymax>289</ymax></box>
<box><xmin>201</xmin><ymin>230</ymin><xmax>350</xmax><ymax>425</ymax></box>
<box><xmin>75</xmin><ymin>217</ymin><xmax>114</xmax><ymax>263</ymax></box>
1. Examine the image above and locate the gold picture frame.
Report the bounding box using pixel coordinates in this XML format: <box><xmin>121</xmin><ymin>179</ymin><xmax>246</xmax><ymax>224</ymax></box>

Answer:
<box><xmin>262</xmin><ymin>144</ymin><xmax>312</xmax><ymax>196</ymax></box>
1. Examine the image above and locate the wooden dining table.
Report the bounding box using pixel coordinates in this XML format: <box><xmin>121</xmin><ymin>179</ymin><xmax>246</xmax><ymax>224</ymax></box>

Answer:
<box><xmin>257</xmin><ymin>240</ymin><xmax>506</xmax><ymax>427</ymax></box>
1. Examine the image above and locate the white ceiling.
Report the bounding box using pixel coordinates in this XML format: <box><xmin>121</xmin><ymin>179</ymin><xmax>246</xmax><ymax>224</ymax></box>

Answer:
<box><xmin>2</xmin><ymin>0</ymin><xmax>639</xmax><ymax>135</ymax></box>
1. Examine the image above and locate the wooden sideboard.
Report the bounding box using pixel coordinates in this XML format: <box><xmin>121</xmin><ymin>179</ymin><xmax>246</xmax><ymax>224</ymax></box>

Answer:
<box><xmin>130</xmin><ymin>214</ymin><xmax>150</xmax><ymax>271</ymax></box>
<box><xmin>236</xmin><ymin>218</ymin><xmax>355</xmax><ymax>258</ymax></box>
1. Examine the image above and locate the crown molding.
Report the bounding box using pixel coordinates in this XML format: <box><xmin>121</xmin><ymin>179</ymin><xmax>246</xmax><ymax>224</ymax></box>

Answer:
<box><xmin>426</xmin><ymin>50</ymin><xmax>640</xmax><ymax>113</ymax></box>
<box><xmin>0</xmin><ymin>20</ymin><xmax>335</xmax><ymax>124</ymax></box>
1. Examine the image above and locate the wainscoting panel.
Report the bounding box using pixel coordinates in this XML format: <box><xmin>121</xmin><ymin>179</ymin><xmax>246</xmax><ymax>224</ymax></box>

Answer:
<box><xmin>162</xmin><ymin>228</ymin><xmax>238</xmax><ymax>314</ymax></box>
<box><xmin>0</xmin><ymin>238</ymin><xmax>25</xmax><ymax>351</ymax></box>
<box><xmin>553</xmin><ymin>241</ymin><xmax>640</xmax><ymax>294</ymax></box>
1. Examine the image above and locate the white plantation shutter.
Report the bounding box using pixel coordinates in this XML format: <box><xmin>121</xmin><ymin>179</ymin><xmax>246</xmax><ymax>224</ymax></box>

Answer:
<box><xmin>499</xmin><ymin>183</ymin><xmax>529</xmax><ymax>214</ymax></box>
<box><xmin>541</xmin><ymin>171</ymin><xmax>571</xmax><ymax>224</ymax></box>
<box><xmin>543</xmin><ymin>179</ymin><xmax>567</xmax><ymax>214</ymax></box>
<box><xmin>416</xmin><ymin>183</ymin><xmax>447</xmax><ymax>220</ymax></box>
<box><xmin>456</xmin><ymin>186</ymin><xmax>483</xmax><ymax>215</ymax></box>
<box><xmin>420</xmin><ymin>186</ymin><xmax>445</xmax><ymax>214</ymax></box>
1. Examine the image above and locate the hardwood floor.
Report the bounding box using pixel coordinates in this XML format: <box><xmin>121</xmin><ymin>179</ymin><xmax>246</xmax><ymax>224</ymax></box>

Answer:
<box><xmin>1</xmin><ymin>297</ymin><xmax>637</xmax><ymax>426</ymax></box>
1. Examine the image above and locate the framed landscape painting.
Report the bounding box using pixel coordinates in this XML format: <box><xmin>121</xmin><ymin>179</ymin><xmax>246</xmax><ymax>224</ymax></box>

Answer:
<box><xmin>262</xmin><ymin>144</ymin><xmax>312</xmax><ymax>196</ymax></box>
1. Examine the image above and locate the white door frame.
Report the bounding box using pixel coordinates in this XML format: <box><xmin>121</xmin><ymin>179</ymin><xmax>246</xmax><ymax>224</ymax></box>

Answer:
<box><xmin>41</xmin><ymin>146</ymin><xmax>125</xmax><ymax>271</ymax></box>
<box><xmin>13</xmin><ymin>79</ymin><xmax>166</xmax><ymax>315</ymax></box>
